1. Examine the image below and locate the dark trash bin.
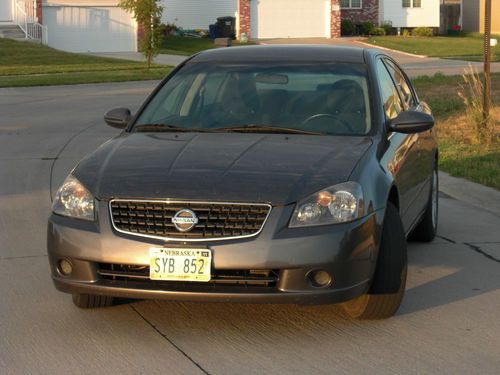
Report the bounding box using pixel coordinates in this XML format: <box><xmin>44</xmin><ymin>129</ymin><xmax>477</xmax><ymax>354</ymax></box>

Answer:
<box><xmin>216</xmin><ymin>16</ymin><xmax>236</xmax><ymax>39</ymax></box>
<box><xmin>209</xmin><ymin>24</ymin><xmax>219</xmax><ymax>39</ymax></box>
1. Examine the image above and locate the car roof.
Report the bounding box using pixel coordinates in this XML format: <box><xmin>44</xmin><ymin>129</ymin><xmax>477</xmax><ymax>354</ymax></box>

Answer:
<box><xmin>188</xmin><ymin>45</ymin><xmax>368</xmax><ymax>64</ymax></box>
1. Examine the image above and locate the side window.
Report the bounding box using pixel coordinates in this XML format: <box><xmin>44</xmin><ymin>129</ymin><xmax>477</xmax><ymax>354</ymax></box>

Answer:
<box><xmin>384</xmin><ymin>59</ymin><xmax>417</xmax><ymax>109</ymax></box>
<box><xmin>375</xmin><ymin>59</ymin><xmax>403</xmax><ymax>120</ymax></box>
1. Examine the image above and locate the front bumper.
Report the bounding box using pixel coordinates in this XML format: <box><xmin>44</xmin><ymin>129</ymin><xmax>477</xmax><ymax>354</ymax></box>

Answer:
<box><xmin>47</xmin><ymin>202</ymin><xmax>384</xmax><ymax>305</ymax></box>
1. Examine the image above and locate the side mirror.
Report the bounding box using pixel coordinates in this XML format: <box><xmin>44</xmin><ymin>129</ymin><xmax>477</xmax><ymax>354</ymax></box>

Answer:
<box><xmin>388</xmin><ymin>111</ymin><xmax>434</xmax><ymax>134</ymax></box>
<box><xmin>104</xmin><ymin>107</ymin><xmax>131</xmax><ymax>129</ymax></box>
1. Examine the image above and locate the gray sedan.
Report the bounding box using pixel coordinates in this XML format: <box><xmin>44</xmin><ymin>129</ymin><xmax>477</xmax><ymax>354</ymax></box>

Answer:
<box><xmin>47</xmin><ymin>45</ymin><xmax>438</xmax><ymax>319</ymax></box>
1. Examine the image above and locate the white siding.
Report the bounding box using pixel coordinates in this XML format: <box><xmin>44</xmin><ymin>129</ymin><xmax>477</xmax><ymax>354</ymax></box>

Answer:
<box><xmin>0</xmin><ymin>0</ymin><xmax>13</xmax><ymax>21</ymax></box>
<box><xmin>380</xmin><ymin>0</ymin><xmax>440</xmax><ymax>28</ymax></box>
<box><xmin>44</xmin><ymin>0</ymin><xmax>122</xmax><ymax>5</ymax></box>
<box><xmin>43</xmin><ymin>5</ymin><xmax>137</xmax><ymax>52</ymax></box>
<box><xmin>160</xmin><ymin>0</ymin><xmax>237</xmax><ymax>29</ymax></box>
<box><xmin>251</xmin><ymin>0</ymin><xmax>330</xmax><ymax>38</ymax></box>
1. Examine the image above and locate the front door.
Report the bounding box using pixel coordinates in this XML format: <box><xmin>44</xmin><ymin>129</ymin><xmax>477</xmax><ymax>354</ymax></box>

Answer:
<box><xmin>0</xmin><ymin>0</ymin><xmax>13</xmax><ymax>22</ymax></box>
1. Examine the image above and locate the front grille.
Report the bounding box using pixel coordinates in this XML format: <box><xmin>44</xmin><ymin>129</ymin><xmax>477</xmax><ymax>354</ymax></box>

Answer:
<box><xmin>98</xmin><ymin>263</ymin><xmax>279</xmax><ymax>289</ymax></box>
<box><xmin>109</xmin><ymin>200</ymin><xmax>271</xmax><ymax>241</ymax></box>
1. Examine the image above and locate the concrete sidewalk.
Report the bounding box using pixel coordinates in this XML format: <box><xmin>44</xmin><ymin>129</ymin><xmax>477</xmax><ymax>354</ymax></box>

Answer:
<box><xmin>439</xmin><ymin>171</ymin><xmax>500</xmax><ymax>217</ymax></box>
<box><xmin>86</xmin><ymin>51</ymin><xmax>188</xmax><ymax>66</ymax></box>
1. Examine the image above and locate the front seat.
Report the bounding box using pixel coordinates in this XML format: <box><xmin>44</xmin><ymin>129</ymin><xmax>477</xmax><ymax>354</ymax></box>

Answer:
<box><xmin>324</xmin><ymin>79</ymin><xmax>367</xmax><ymax>133</ymax></box>
<box><xmin>218</xmin><ymin>73</ymin><xmax>260</xmax><ymax>125</ymax></box>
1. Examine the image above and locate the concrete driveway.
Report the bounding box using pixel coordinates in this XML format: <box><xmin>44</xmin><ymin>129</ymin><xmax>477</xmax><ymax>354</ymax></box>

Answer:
<box><xmin>1</xmin><ymin>82</ymin><xmax>499</xmax><ymax>374</ymax></box>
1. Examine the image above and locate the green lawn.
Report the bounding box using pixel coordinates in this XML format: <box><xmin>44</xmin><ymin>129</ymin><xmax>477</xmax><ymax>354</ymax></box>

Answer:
<box><xmin>0</xmin><ymin>38</ymin><xmax>172</xmax><ymax>87</ymax></box>
<box><xmin>367</xmin><ymin>34</ymin><xmax>500</xmax><ymax>62</ymax></box>
<box><xmin>413</xmin><ymin>73</ymin><xmax>500</xmax><ymax>189</ymax></box>
<box><xmin>159</xmin><ymin>35</ymin><xmax>253</xmax><ymax>56</ymax></box>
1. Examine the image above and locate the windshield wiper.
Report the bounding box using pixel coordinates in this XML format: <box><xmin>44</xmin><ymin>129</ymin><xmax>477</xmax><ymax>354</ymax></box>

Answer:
<box><xmin>133</xmin><ymin>124</ymin><xmax>216</xmax><ymax>133</ymax></box>
<box><xmin>215</xmin><ymin>125</ymin><xmax>323</xmax><ymax>135</ymax></box>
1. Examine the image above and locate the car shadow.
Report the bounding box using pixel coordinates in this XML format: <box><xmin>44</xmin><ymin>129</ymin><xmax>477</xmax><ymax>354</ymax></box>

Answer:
<box><xmin>397</xmin><ymin>238</ymin><xmax>500</xmax><ymax>316</ymax></box>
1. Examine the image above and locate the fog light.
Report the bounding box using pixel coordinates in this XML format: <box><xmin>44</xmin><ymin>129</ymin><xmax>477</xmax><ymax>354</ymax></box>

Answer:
<box><xmin>309</xmin><ymin>270</ymin><xmax>332</xmax><ymax>288</ymax></box>
<box><xmin>58</xmin><ymin>259</ymin><xmax>73</xmax><ymax>276</ymax></box>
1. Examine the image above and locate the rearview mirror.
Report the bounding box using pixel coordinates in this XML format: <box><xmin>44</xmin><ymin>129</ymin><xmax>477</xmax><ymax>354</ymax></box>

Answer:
<box><xmin>388</xmin><ymin>111</ymin><xmax>434</xmax><ymax>134</ymax></box>
<box><xmin>104</xmin><ymin>107</ymin><xmax>131</xmax><ymax>129</ymax></box>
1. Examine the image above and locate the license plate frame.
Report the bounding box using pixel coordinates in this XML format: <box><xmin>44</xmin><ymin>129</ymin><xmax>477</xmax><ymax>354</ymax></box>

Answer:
<box><xmin>149</xmin><ymin>247</ymin><xmax>212</xmax><ymax>282</ymax></box>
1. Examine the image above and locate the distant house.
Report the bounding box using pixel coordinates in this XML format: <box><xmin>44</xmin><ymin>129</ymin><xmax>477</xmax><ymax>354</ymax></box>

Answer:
<box><xmin>341</xmin><ymin>0</ymin><xmax>440</xmax><ymax>29</ymax></box>
<box><xmin>2</xmin><ymin>0</ymin><xmax>343</xmax><ymax>52</ymax></box>
<box><xmin>461</xmin><ymin>0</ymin><xmax>500</xmax><ymax>34</ymax></box>
<box><xmin>164</xmin><ymin>0</ymin><xmax>342</xmax><ymax>39</ymax></box>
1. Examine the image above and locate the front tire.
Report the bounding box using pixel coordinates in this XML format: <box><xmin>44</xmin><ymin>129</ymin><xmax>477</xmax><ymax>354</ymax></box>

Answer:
<box><xmin>72</xmin><ymin>294</ymin><xmax>114</xmax><ymax>309</ymax></box>
<box><xmin>342</xmin><ymin>202</ymin><xmax>407</xmax><ymax>319</ymax></box>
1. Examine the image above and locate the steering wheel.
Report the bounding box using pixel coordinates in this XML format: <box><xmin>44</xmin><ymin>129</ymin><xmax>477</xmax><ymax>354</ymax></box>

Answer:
<box><xmin>301</xmin><ymin>113</ymin><xmax>354</xmax><ymax>133</ymax></box>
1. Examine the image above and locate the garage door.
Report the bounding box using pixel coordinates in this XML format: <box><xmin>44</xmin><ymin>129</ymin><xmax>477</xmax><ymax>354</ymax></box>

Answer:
<box><xmin>43</xmin><ymin>6</ymin><xmax>137</xmax><ymax>52</ymax></box>
<box><xmin>250</xmin><ymin>0</ymin><xmax>330</xmax><ymax>39</ymax></box>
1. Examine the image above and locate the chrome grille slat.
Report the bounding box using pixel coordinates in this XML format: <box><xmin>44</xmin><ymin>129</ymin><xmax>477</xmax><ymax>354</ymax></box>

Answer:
<box><xmin>109</xmin><ymin>199</ymin><xmax>271</xmax><ymax>242</ymax></box>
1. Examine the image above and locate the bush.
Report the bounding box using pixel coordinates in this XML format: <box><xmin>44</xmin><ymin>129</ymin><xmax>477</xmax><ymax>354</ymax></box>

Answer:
<box><xmin>380</xmin><ymin>21</ymin><xmax>393</xmax><ymax>35</ymax></box>
<box><xmin>158</xmin><ymin>23</ymin><xmax>179</xmax><ymax>37</ymax></box>
<box><xmin>359</xmin><ymin>22</ymin><xmax>374</xmax><ymax>36</ymax></box>
<box><xmin>402</xmin><ymin>29</ymin><xmax>410</xmax><ymax>38</ymax></box>
<box><xmin>412</xmin><ymin>27</ymin><xmax>434</xmax><ymax>37</ymax></box>
<box><xmin>341</xmin><ymin>20</ymin><xmax>356</xmax><ymax>36</ymax></box>
<box><xmin>369</xmin><ymin>27</ymin><xmax>386</xmax><ymax>36</ymax></box>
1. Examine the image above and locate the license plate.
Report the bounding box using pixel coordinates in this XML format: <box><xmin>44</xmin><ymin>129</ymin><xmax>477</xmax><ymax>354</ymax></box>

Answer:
<box><xmin>149</xmin><ymin>247</ymin><xmax>211</xmax><ymax>282</ymax></box>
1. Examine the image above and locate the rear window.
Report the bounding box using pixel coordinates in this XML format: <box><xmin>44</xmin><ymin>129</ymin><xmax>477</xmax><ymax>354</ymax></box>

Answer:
<box><xmin>135</xmin><ymin>62</ymin><xmax>371</xmax><ymax>135</ymax></box>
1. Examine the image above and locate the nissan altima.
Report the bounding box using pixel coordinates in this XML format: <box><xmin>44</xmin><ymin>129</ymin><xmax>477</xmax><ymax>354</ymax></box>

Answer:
<box><xmin>47</xmin><ymin>45</ymin><xmax>438</xmax><ymax>319</ymax></box>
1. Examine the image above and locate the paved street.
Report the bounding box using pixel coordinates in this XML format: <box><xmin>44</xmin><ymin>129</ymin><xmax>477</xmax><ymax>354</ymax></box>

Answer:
<box><xmin>0</xmin><ymin>82</ymin><xmax>499</xmax><ymax>374</ymax></box>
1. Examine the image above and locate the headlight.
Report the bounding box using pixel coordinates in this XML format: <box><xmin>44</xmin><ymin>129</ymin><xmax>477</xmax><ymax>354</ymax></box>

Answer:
<box><xmin>289</xmin><ymin>182</ymin><xmax>364</xmax><ymax>227</ymax></box>
<box><xmin>52</xmin><ymin>175</ymin><xmax>95</xmax><ymax>221</ymax></box>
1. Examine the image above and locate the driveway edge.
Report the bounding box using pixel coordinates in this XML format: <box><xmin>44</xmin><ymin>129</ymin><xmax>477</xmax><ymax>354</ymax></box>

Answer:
<box><xmin>355</xmin><ymin>40</ymin><xmax>427</xmax><ymax>58</ymax></box>
<box><xmin>438</xmin><ymin>171</ymin><xmax>500</xmax><ymax>217</ymax></box>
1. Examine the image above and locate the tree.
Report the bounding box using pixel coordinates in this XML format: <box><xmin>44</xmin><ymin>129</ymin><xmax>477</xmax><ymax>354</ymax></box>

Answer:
<box><xmin>119</xmin><ymin>0</ymin><xmax>163</xmax><ymax>69</ymax></box>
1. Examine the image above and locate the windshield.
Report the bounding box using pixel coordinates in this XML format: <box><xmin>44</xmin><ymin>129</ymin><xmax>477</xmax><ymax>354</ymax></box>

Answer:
<box><xmin>134</xmin><ymin>62</ymin><xmax>371</xmax><ymax>135</ymax></box>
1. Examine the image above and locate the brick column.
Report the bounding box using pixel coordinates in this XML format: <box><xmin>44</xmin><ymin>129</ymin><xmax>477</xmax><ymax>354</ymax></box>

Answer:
<box><xmin>36</xmin><ymin>0</ymin><xmax>43</xmax><ymax>24</ymax></box>
<box><xmin>331</xmin><ymin>0</ymin><xmax>341</xmax><ymax>38</ymax></box>
<box><xmin>238</xmin><ymin>0</ymin><xmax>251</xmax><ymax>39</ymax></box>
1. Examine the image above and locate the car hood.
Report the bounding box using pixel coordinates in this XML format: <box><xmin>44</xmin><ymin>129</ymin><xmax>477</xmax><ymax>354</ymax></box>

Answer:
<box><xmin>74</xmin><ymin>133</ymin><xmax>372</xmax><ymax>205</ymax></box>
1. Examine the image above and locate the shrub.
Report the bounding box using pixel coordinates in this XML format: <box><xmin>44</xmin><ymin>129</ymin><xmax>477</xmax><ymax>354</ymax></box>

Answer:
<box><xmin>158</xmin><ymin>23</ymin><xmax>179</xmax><ymax>37</ymax></box>
<box><xmin>369</xmin><ymin>27</ymin><xmax>386</xmax><ymax>36</ymax></box>
<box><xmin>359</xmin><ymin>22</ymin><xmax>374</xmax><ymax>36</ymax></box>
<box><xmin>458</xmin><ymin>65</ymin><xmax>494</xmax><ymax>144</ymax></box>
<box><xmin>380</xmin><ymin>21</ymin><xmax>393</xmax><ymax>35</ymax></box>
<box><xmin>412</xmin><ymin>27</ymin><xmax>434</xmax><ymax>37</ymax></box>
<box><xmin>402</xmin><ymin>29</ymin><xmax>410</xmax><ymax>38</ymax></box>
<box><xmin>341</xmin><ymin>20</ymin><xmax>356</xmax><ymax>36</ymax></box>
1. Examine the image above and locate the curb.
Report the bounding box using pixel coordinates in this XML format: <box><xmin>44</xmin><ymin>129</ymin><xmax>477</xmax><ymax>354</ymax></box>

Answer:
<box><xmin>438</xmin><ymin>171</ymin><xmax>500</xmax><ymax>217</ymax></box>
<box><xmin>355</xmin><ymin>40</ymin><xmax>427</xmax><ymax>59</ymax></box>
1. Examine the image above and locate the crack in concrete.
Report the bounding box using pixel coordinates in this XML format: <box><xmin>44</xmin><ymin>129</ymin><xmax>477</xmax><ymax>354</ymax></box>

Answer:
<box><xmin>436</xmin><ymin>236</ymin><xmax>499</xmax><ymax>263</ymax></box>
<box><xmin>129</xmin><ymin>304</ymin><xmax>210</xmax><ymax>375</ymax></box>
<box><xmin>464</xmin><ymin>242</ymin><xmax>500</xmax><ymax>263</ymax></box>
<box><xmin>436</xmin><ymin>235</ymin><xmax>456</xmax><ymax>244</ymax></box>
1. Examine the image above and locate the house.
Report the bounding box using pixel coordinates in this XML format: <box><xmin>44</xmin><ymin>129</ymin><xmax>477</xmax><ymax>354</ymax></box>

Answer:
<box><xmin>461</xmin><ymin>0</ymin><xmax>500</xmax><ymax>34</ymax></box>
<box><xmin>2</xmin><ymin>0</ymin><xmax>343</xmax><ymax>52</ymax></box>
<box><xmin>163</xmin><ymin>0</ymin><xmax>341</xmax><ymax>39</ymax></box>
<box><xmin>2</xmin><ymin>0</ymin><xmax>442</xmax><ymax>54</ymax></box>
<box><xmin>1</xmin><ymin>0</ymin><xmax>137</xmax><ymax>52</ymax></box>
<box><xmin>341</xmin><ymin>0</ymin><xmax>440</xmax><ymax>29</ymax></box>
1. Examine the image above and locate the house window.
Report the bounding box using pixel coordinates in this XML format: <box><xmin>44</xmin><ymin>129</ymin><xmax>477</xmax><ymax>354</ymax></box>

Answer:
<box><xmin>403</xmin><ymin>0</ymin><xmax>422</xmax><ymax>8</ymax></box>
<box><xmin>341</xmin><ymin>0</ymin><xmax>362</xmax><ymax>9</ymax></box>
